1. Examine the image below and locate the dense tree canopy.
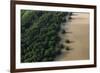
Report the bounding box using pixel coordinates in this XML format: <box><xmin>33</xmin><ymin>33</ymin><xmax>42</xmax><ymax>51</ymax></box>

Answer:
<box><xmin>21</xmin><ymin>10</ymin><xmax>71</xmax><ymax>62</ymax></box>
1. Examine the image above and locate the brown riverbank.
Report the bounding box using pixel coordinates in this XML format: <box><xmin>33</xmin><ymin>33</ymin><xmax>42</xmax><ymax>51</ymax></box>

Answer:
<box><xmin>56</xmin><ymin>13</ymin><xmax>89</xmax><ymax>61</ymax></box>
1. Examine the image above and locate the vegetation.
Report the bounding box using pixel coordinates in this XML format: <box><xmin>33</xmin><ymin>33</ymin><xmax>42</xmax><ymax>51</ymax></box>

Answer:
<box><xmin>65</xmin><ymin>46</ymin><xmax>71</xmax><ymax>51</ymax></box>
<box><xmin>65</xmin><ymin>40</ymin><xmax>71</xmax><ymax>43</ymax></box>
<box><xmin>61</xmin><ymin>29</ymin><xmax>66</xmax><ymax>34</ymax></box>
<box><xmin>21</xmin><ymin>10</ymin><xmax>71</xmax><ymax>62</ymax></box>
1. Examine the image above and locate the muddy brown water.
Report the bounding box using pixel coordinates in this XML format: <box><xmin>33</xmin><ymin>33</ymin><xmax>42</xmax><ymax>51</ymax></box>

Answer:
<box><xmin>56</xmin><ymin>13</ymin><xmax>89</xmax><ymax>61</ymax></box>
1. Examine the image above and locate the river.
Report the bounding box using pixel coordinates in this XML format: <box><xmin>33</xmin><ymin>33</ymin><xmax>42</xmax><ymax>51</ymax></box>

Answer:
<box><xmin>56</xmin><ymin>13</ymin><xmax>89</xmax><ymax>61</ymax></box>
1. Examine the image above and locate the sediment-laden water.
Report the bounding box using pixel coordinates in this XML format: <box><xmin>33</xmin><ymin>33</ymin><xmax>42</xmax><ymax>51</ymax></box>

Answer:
<box><xmin>56</xmin><ymin>13</ymin><xmax>89</xmax><ymax>61</ymax></box>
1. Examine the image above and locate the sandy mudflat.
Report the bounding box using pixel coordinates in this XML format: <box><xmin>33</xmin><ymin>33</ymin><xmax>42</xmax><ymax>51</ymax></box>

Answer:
<box><xmin>56</xmin><ymin>13</ymin><xmax>89</xmax><ymax>61</ymax></box>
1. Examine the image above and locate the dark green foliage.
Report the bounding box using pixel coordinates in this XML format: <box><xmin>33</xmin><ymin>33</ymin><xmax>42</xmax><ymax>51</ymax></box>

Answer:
<box><xmin>65</xmin><ymin>46</ymin><xmax>71</xmax><ymax>51</ymax></box>
<box><xmin>62</xmin><ymin>29</ymin><xmax>66</xmax><ymax>34</ymax></box>
<box><xmin>65</xmin><ymin>39</ymin><xmax>72</xmax><ymax>43</ymax></box>
<box><xmin>21</xmin><ymin>10</ymin><xmax>71</xmax><ymax>62</ymax></box>
<box><xmin>59</xmin><ymin>44</ymin><xmax>65</xmax><ymax>49</ymax></box>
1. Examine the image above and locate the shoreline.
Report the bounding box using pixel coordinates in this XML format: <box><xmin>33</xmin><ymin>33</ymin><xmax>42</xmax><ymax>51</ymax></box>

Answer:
<box><xmin>55</xmin><ymin>13</ymin><xmax>89</xmax><ymax>61</ymax></box>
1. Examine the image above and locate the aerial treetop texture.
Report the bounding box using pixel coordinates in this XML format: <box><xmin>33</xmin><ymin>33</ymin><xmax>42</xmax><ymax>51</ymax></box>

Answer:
<box><xmin>21</xmin><ymin>10</ymin><xmax>71</xmax><ymax>62</ymax></box>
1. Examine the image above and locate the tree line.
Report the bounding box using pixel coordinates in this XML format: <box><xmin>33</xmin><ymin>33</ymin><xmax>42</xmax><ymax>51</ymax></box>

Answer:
<box><xmin>21</xmin><ymin>10</ymin><xmax>71</xmax><ymax>62</ymax></box>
